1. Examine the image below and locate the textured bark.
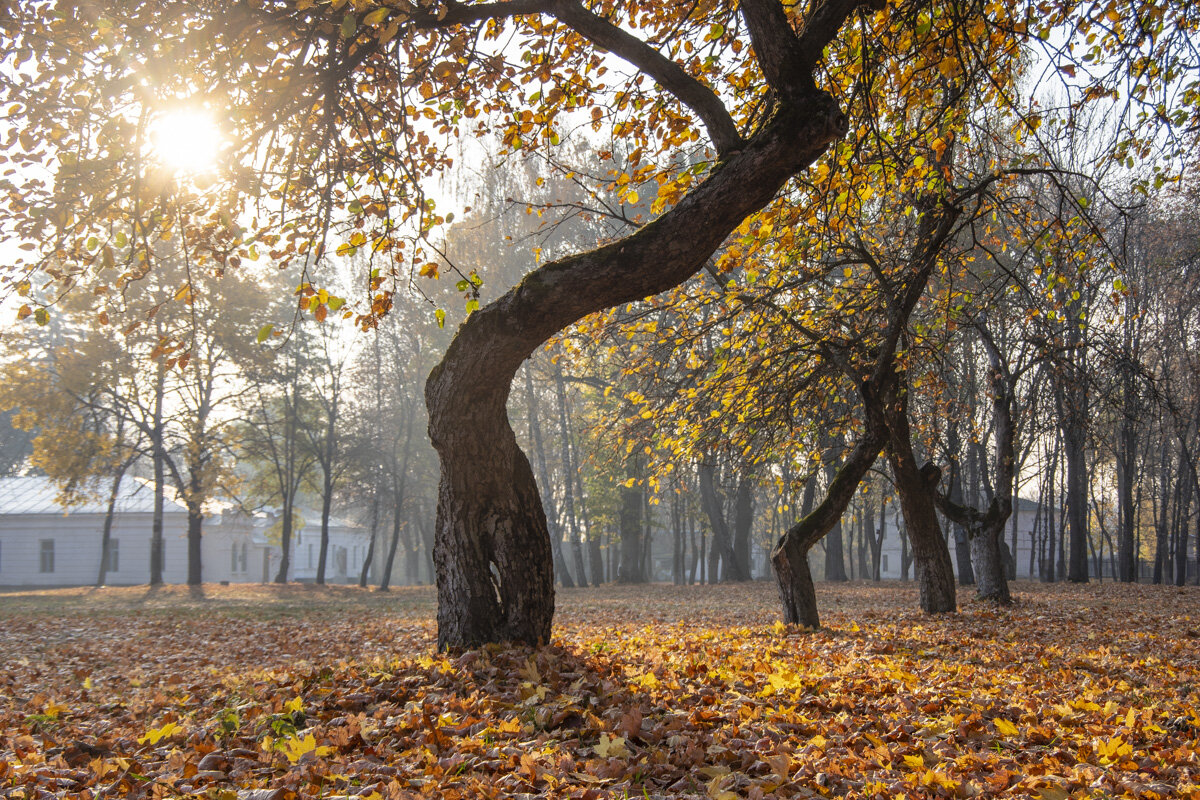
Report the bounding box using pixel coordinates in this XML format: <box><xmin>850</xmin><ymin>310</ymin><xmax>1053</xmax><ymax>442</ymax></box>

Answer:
<box><xmin>885</xmin><ymin>391</ymin><xmax>957</xmax><ymax>614</ymax></box>
<box><xmin>933</xmin><ymin>329</ymin><xmax>1014</xmax><ymax>604</ymax></box>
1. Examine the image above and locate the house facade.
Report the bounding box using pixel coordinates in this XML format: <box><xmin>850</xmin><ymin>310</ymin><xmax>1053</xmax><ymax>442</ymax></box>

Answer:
<box><xmin>0</xmin><ymin>476</ymin><xmax>368</xmax><ymax>587</ymax></box>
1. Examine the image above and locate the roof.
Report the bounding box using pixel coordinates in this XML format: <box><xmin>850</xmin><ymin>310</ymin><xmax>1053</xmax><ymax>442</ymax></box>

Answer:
<box><xmin>0</xmin><ymin>475</ymin><xmax>189</xmax><ymax>516</ymax></box>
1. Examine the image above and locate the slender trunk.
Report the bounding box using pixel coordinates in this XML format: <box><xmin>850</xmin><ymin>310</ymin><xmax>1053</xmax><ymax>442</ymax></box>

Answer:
<box><xmin>1064</xmin><ymin>413</ymin><xmax>1090</xmax><ymax>582</ymax></box>
<box><xmin>316</xmin><ymin>478</ymin><xmax>332</xmax><ymax>585</ymax></box>
<box><xmin>187</xmin><ymin>468</ymin><xmax>204</xmax><ymax>585</ymax></box>
<box><xmin>275</xmin><ymin>499</ymin><xmax>293</xmax><ymax>584</ymax></box>
<box><xmin>946</xmin><ymin>427</ymin><xmax>974</xmax><ymax>585</ymax></box>
<box><xmin>733</xmin><ymin>470</ymin><xmax>754</xmax><ymax>579</ymax></box>
<box><xmin>698</xmin><ymin>462</ymin><xmax>746</xmax><ymax>580</ymax></box>
<box><xmin>525</xmin><ymin>367</ymin><xmax>574</xmax><ymax>588</ymax></box>
<box><xmin>380</xmin><ymin>412</ymin><xmax>415</xmax><ymax>591</ymax></box>
<box><xmin>618</xmin><ymin>473</ymin><xmax>645</xmax><ymax>583</ymax></box>
<box><xmin>554</xmin><ymin>370</ymin><xmax>590</xmax><ymax>587</ymax></box>
<box><xmin>816</xmin><ymin>460</ymin><xmax>847</xmax><ymax>582</ymax></box>
<box><xmin>772</xmin><ymin>428</ymin><xmax>885</xmax><ymax>626</ymax></box>
<box><xmin>358</xmin><ymin>493</ymin><xmax>379</xmax><ymax>588</ymax></box>
<box><xmin>380</xmin><ymin>507</ymin><xmax>403</xmax><ymax>591</ymax></box>
<box><xmin>97</xmin><ymin>471</ymin><xmax>124</xmax><ymax>587</ymax></box>
<box><xmin>150</xmin><ymin>366</ymin><xmax>165</xmax><ymax>586</ymax></box>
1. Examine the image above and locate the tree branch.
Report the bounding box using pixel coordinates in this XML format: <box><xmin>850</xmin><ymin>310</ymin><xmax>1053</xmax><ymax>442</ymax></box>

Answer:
<box><xmin>548</xmin><ymin>0</ymin><xmax>743</xmax><ymax>156</ymax></box>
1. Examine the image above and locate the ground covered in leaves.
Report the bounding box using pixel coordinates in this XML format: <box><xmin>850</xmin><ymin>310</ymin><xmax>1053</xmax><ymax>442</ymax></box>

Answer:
<box><xmin>1</xmin><ymin>581</ymin><xmax>1198</xmax><ymax>800</ymax></box>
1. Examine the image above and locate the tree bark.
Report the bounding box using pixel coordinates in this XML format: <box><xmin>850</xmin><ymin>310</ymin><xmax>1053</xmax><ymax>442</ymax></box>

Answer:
<box><xmin>884</xmin><ymin>382</ymin><xmax>957</xmax><ymax>614</ymax></box>
<box><xmin>733</xmin><ymin>470</ymin><xmax>754</xmax><ymax>579</ymax></box>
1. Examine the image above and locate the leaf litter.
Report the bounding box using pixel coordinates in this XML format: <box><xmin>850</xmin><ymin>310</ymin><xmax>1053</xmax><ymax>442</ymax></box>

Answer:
<box><xmin>1</xmin><ymin>581</ymin><xmax>1197</xmax><ymax>799</ymax></box>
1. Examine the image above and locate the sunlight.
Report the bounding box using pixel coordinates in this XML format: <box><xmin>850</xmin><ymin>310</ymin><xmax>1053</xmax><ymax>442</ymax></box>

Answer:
<box><xmin>148</xmin><ymin>108</ymin><xmax>223</xmax><ymax>174</ymax></box>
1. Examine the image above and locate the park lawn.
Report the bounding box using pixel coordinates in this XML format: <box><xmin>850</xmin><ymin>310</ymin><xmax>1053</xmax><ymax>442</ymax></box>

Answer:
<box><xmin>1</xmin><ymin>581</ymin><xmax>1197</xmax><ymax>799</ymax></box>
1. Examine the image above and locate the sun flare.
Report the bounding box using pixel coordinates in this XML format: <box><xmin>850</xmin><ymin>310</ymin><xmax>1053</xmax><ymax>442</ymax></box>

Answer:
<box><xmin>148</xmin><ymin>108</ymin><xmax>223</xmax><ymax>174</ymax></box>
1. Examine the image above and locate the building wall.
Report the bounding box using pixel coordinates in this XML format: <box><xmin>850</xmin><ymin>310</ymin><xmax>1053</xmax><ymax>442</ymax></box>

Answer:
<box><xmin>0</xmin><ymin>510</ymin><xmax>369</xmax><ymax>587</ymax></box>
<box><xmin>0</xmin><ymin>512</ymin><xmax>189</xmax><ymax>586</ymax></box>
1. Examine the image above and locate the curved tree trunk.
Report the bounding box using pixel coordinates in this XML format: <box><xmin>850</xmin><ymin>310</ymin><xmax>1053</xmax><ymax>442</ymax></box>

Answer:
<box><xmin>426</xmin><ymin>98</ymin><xmax>849</xmax><ymax>648</ymax></box>
<box><xmin>772</xmin><ymin>414</ymin><xmax>887</xmax><ymax>627</ymax></box>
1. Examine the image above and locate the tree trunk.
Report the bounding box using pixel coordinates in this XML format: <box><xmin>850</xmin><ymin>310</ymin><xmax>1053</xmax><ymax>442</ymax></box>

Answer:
<box><xmin>969</xmin><ymin>520</ymin><xmax>1011</xmax><ymax>603</ymax></box>
<box><xmin>316</xmin><ymin>469</ymin><xmax>333</xmax><ymax>585</ymax></box>
<box><xmin>818</xmin><ymin>461</ymin><xmax>848</xmax><ymax>582</ymax></box>
<box><xmin>554</xmin><ymin>369</ymin><xmax>590</xmax><ymax>587</ymax></box>
<box><xmin>525</xmin><ymin>367</ymin><xmax>574</xmax><ymax>588</ymax></box>
<box><xmin>380</xmin><ymin>506</ymin><xmax>403</xmax><ymax>591</ymax></box>
<box><xmin>1064</xmin><ymin>413</ymin><xmax>1090</xmax><ymax>583</ymax></box>
<box><xmin>733</xmin><ymin>470</ymin><xmax>754</xmax><ymax>579</ymax></box>
<box><xmin>275</xmin><ymin>500</ymin><xmax>292</xmax><ymax>584</ymax></box>
<box><xmin>772</xmin><ymin>423</ymin><xmax>885</xmax><ymax>627</ymax></box>
<box><xmin>425</xmin><ymin>93</ymin><xmax>850</xmax><ymax>648</ymax></box>
<box><xmin>359</xmin><ymin>493</ymin><xmax>378</xmax><ymax>588</ymax></box>
<box><xmin>884</xmin><ymin>388</ymin><xmax>956</xmax><ymax>614</ymax></box>
<box><xmin>150</xmin><ymin>366</ymin><xmax>166</xmax><ymax>586</ymax></box>
<box><xmin>97</xmin><ymin>471</ymin><xmax>124</xmax><ymax>587</ymax></box>
<box><xmin>698</xmin><ymin>462</ymin><xmax>747</xmax><ymax>580</ymax></box>
<box><xmin>617</xmin><ymin>476</ymin><xmax>645</xmax><ymax>583</ymax></box>
<box><xmin>186</xmin><ymin>462</ymin><xmax>205</xmax><ymax>586</ymax></box>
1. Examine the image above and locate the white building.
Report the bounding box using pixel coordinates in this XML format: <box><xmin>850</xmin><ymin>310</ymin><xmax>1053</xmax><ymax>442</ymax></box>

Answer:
<box><xmin>0</xmin><ymin>476</ymin><xmax>369</xmax><ymax>587</ymax></box>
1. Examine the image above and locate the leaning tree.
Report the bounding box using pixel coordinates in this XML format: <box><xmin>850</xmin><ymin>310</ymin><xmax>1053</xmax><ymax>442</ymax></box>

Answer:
<box><xmin>2</xmin><ymin>0</ymin><xmax>1196</xmax><ymax>647</ymax></box>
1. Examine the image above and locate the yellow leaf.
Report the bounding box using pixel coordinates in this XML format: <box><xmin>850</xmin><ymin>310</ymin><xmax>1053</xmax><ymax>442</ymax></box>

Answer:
<box><xmin>284</xmin><ymin>696</ymin><xmax>304</xmax><ymax>714</ymax></box>
<box><xmin>993</xmin><ymin>717</ymin><xmax>1019</xmax><ymax>737</ymax></box>
<box><xmin>282</xmin><ymin>733</ymin><xmax>331</xmax><ymax>764</ymax></box>
<box><xmin>593</xmin><ymin>733</ymin><xmax>629</xmax><ymax>758</ymax></box>
<box><xmin>903</xmin><ymin>754</ymin><xmax>926</xmax><ymax>770</ymax></box>
<box><xmin>138</xmin><ymin>721</ymin><xmax>180</xmax><ymax>745</ymax></box>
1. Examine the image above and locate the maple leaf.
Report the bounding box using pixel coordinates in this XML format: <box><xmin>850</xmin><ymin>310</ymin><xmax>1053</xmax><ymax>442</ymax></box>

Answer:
<box><xmin>138</xmin><ymin>721</ymin><xmax>181</xmax><ymax>745</ymax></box>
<box><xmin>592</xmin><ymin>733</ymin><xmax>629</xmax><ymax>758</ymax></box>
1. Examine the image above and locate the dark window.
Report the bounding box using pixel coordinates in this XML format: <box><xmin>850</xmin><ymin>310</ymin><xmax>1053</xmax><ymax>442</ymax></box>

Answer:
<box><xmin>107</xmin><ymin>539</ymin><xmax>119</xmax><ymax>572</ymax></box>
<box><xmin>39</xmin><ymin>539</ymin><xmax>55</xmax><ymax>573</ymax></box>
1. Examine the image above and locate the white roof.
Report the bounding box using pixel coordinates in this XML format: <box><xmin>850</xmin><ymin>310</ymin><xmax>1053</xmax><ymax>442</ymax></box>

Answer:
<box><xmin>0</xmin><ymin>475</ymin><xmax>189</xmax><ymax>516</ymax></box>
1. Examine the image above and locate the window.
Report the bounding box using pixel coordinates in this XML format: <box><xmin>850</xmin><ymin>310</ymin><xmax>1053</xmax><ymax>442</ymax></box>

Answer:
<box><xmin>239</xmin><ymin>541</ymin><xmax>247</xmax><ymax>572</ymax></box>
<box><xmin>231</xmin><ymin>543</ymin><xmax>239</xmax><ymax>573</ymax></box>
<box><xmin>881</xmin><ymin>553</ymin><xmax>890</xmax><ymax>573</ymax></box>
<box><xmin>39</xmin><ymin>539</ymin><xmax>55</xmax><ymax>573</ymax></box>
<box><xmin>308</xmin><ymin>543</ymin><xmax>314</xmax><ymax>568</ymax></box>
<box><xmin>106</xmin><ymin>539</ymin><xmax>119</xmax><ymax>572</ymax></box>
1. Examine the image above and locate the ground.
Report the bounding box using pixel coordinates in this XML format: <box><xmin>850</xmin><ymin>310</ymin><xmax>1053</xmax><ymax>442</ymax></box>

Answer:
<box><xmin>1</xmin><ymin>581</ymin><xmax>1198</xmax><ymax>800</ymax></box>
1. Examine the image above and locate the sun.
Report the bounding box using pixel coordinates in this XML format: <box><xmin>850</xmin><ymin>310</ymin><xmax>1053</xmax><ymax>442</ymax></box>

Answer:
<box><xmin>148</xmin><ymin>108</ymin><xmax>223</xmax><ymax>174</ymax></box>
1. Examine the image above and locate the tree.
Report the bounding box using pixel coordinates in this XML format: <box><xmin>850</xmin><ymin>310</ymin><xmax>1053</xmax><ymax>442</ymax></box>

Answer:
<box><xmin>5</xmin><ymin>0</ymin><xmax>1197</xmax><ymax>645</ymax></box>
